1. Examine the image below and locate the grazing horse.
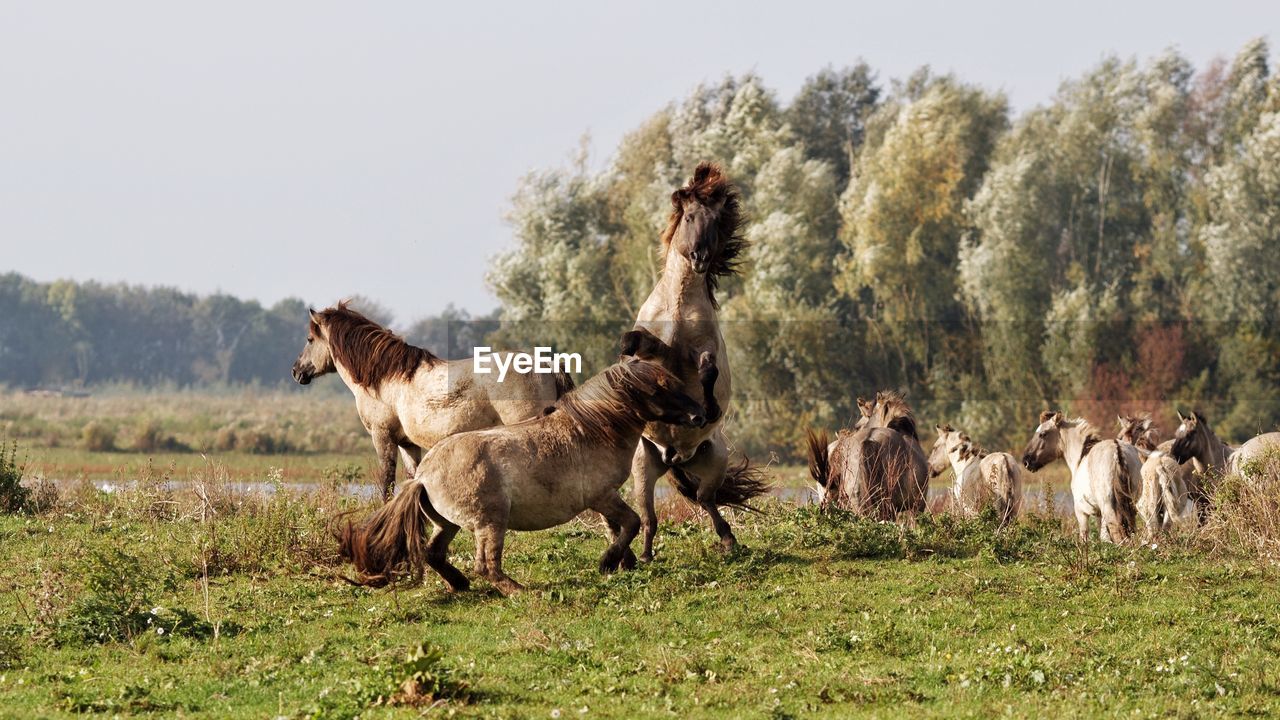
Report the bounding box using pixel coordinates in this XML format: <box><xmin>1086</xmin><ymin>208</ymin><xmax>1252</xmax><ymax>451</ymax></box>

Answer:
<box><xmin>1022</xmin><ymin>411</ymin><xmax>1142</xmax><ymax>543</ymax></box>
<box><xmin>1116</xmin><ymin>413</ymin><xmax>1200</xmax><ymax>532</ymax></box>
<box><xmin>292</xmin><ymin>303</ymin><xmax>572</xmax><ymax>499</ymax></box>
<box><xmin>334</xmin><ymin>358</ymin><xmax>707</xmax><ymax>594</ymax></box>
<box><xmin>629</xmin><ymin>163</ymin><xmax>768</xmax><ymax>560</ymax></box>
<box><xmin>929</xmin><ymin>425</ymin><xmax>1022</xmax><ymax>526</ymax></box>
<box><xmin>805</xmin><ymin>392</ymin><xmax>928</xmax><ymax>519</ymax></box>
<box><xmin>1170</xmin><ymin>410</ymin><xmax>1280</xmax><ymax>480</ymax></box>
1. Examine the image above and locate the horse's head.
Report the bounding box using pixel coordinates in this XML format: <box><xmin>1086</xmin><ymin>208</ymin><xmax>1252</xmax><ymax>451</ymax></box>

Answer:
<box><xmin>1116</xmin><ymin>413</ymin><xmax>1160</xmax><ymax>452</ymax></box>
<box><xmin>619</xmin><ymin>358</ymin><xmax>706</xmax><ymax>429</ymax></box>
<box><xmin>1022</xmin><ymin>411</ymin><xmax>1064</xmax><ymax>471</ymax></box>
<box><xmin>661</xmin><ymin>163</ymin><xmax>746</xmax><ymax>303</ymax></box>
<box><xmin>929</xmin><ymin>424</ymin><xmax>961</xmax><ymax>477</ymax></box>
<box><xmin>1170</xmin><ymin>410</ymin><xmax>1205</xmax><ymax>464</ymax></box>
<box><xmin>291</xmin><ymin>308</ymin><xmax>336</xmax><ymax>385</ymax></box>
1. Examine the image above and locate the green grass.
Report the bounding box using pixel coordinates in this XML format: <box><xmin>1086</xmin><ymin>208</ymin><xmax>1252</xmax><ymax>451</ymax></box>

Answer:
<box><xmin>2</xmin><ymin>495</ymin><xmax>1277</xmax><ymax>718</ymax></box>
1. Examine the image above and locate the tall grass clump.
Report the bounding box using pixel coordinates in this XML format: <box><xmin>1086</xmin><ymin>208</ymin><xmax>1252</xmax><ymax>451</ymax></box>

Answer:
<box><xmin>1202</xmin><ymin>448</ymin><xmax>1280</xmax><ymax>559</ymax></box>
<box><xmin>0</xmin><ymin>438</ymin><xmax>29</xmax><ymax>513</ymax></box>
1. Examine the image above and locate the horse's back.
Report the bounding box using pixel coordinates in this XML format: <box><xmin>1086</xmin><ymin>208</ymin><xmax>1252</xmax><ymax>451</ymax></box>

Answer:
<box><xmin>1231</xmin><ymin>432</ymin><xmax>1280</xmax><ymax>475</ymax></box>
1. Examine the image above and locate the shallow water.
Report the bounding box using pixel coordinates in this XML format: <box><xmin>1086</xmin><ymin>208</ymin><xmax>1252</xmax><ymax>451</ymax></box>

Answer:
<box><xmin>61</xmin><ymin>478</ymin><xmax>1076</xmax><ymax>516</ymax></box>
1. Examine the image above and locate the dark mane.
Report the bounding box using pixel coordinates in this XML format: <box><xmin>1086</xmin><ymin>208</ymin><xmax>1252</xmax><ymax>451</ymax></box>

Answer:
<box><xmin>873</xmin><ymin>390</ymin><xmax>919</xmax><ymax>441</ymax></box>
<box><xmin>318</xmin><ymin>303</ymin><xmax>439</xmax><ymax>390</ymax></box>
<box><xmin>553</xmin><ymin>361</ymin><xmax>677</xmax><ymax>446</ymax></box>
<box><xmin>660</xmin><ymin>162</ymin><xmax>748</xmax><ymax>307</ymax></box>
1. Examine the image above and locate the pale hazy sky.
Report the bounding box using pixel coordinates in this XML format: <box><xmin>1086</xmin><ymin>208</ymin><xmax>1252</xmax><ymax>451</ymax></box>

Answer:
<box><xmin>2</xmin><ymin>2</ymin><xmax>1275</xmax><ymax>324</ymax></box>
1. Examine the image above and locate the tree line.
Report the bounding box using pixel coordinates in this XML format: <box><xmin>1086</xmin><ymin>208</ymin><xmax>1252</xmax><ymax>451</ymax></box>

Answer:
<box><xmin>4</xmin><ymin>40</ymin><xmax>1278</xmax><ymax>461</ymax></box>
<box><xmin>489</xmin><ymin>39</ymin><xmax>1280</xmax><ymax>457</ymax></box>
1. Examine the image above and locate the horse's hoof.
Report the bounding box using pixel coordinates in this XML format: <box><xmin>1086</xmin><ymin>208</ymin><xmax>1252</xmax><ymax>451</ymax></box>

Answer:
<box><xmin>444</xmin><ymin>577</ymin><xmax>470</xmax><ymax>593</ymax></box>
<box><xmin>495</xmin><ymin>580</ymin><xmax>525</xmax><ymax>596</ymax></box>
<box><xmin>719</xmin><ymin>536</ymin><xmax>739</xmax><ymax>553</ymax></box>
<box><xmin>621</xmin><ymin>549</ymin><xmax>637</xmax><ymax>570</ymax></box>
<box><xmin>638</xmin><ymin>551</ymin><xmax>654</xmax><ymax>564</ymax></box>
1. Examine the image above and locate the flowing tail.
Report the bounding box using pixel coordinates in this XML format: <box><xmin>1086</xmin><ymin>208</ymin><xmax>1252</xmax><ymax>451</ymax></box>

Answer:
<box><xmin>332</xmin><ymin>480</ymin><xmax>431</xmax><ymax>587</ymax></box>
<box><xmin>806</xmin><ymin>429</ymin><xmax>831</xmax><ymax>490</ymax></box>
<box><xmin>669</xmin><ymin>457</ymin><xmax>771</xmax><ymax>511</ymax></box>
<box><xmin>1111</xmin><ymin>442</ymin><xmax>1137</xmax><ymax>540</ymax></box>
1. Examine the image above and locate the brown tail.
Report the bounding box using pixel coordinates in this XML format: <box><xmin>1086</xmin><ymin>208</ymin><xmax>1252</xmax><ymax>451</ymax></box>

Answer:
<box><xmin>669</xmin><ymin>457</ymin><xmax>771</xmax><ymax>511</ymax></box>
<box><xmin>332</xmin><ymin>480</ymin><xmax>431</xmax><ymax>587</ymax></box>
<box><xmin>1112</xmin><ymin>442</ymin><xmax>1136</xmax><ymax>539</ymax></box>
<box><xmin>806</xmin><ymin>429</ymin><xmax>831</xmax><ymax>489</ymax></box>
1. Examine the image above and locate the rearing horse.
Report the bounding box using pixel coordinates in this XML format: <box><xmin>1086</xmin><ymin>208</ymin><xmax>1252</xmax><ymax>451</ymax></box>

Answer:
<box><xmin>292</xmin><ymin>303</ymin><xmax>572</xmax><ymax>499</ymax></box>
<box><xmin>629</xmin><ymin>163</ymin><xmax>768</xmax><ymax>560</ymax></box>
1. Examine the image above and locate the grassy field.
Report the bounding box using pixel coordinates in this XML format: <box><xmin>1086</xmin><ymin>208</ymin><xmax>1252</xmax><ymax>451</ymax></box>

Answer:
<box><xmin>1</xmin><ymin>463</ymin><xmax>1279</xmax><ymax>719</ymax></box>
<box><xmin>1</xmin><ymin>393</ymin><xmax>1272</xmax><ymax>717</ymax></box>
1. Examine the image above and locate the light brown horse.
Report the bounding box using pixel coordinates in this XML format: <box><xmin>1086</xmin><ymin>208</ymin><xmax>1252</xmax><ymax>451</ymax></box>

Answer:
<box><xmin>292</xmin><ymin>303</ymin><xmax>572</xmax><ymax>499</ymax></box>
<box><xmin>1023</xmin><ymin>411</ymin><xmax>1141</xmax><ymax>542</ymax></box>
<box><xmin>1116</xmin><ymin>413</ymin><xmax>1202</xmax><ymax>531</ymax></box>
<box><xmin>928</xmin><ymin>425</ymin><xmax>1022</xmax><ymax>526</ymax></box>
<box><xmin>334</xmin><ymin>357</ymin><xmax>707</xmax><ymax>594</ymax></box>
<box><xmin>806</xmin><ymin>392</ymin><xmax>928</xmax><ymax>519</ymax></box>
<box><xmin>629</xmin><ymin>163</ymin><xmax>768</xmax><ymax>560</ymax></box>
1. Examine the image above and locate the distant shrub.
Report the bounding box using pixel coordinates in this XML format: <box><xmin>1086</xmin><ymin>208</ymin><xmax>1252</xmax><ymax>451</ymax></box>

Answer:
<box><xmin>0</xmin><ymin>624</ymin><xmax>22</xmax><ymax>670</ymax></box>
<box><xmin>0</xmin><ymin>439</ymin><xmax>29</xmax><ymax>514</ymax></box>
<box><xmin>131</xmin><ymin>419</ymin><xmax>188</xmax><ymax>453</ymax></box>
<box><xmin>212</xmin><ymin>425</ymin><xmax>238</xmax><ymax>452</ymax></box>
<box><xmin>80</xmin><ymin>421</ymin><xmax>117</xmax><ymax>452</ymax></box>
<box><xmin>235</xmin><ymin>428</ymin><xmax>278</xmax><ymax>454</ymax></box>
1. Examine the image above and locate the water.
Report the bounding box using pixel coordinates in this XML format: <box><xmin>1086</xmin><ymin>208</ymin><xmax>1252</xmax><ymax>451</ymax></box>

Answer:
<box><xmin>65</xmin><ymin>478</ymin><xmax>1075</xmax><ymax>516</ymax></box>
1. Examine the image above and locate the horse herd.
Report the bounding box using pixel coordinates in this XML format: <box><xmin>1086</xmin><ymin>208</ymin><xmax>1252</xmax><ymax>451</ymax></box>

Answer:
<box><xmin>290</xmin><ymin>163</ymin><xmax>1280</xmax><ymax>595</ymax></box>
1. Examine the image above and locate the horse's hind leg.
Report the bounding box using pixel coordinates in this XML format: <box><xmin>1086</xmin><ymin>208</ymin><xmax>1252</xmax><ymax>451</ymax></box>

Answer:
<box><xmin>631</xmin><ymin>439</ymin><xmax>665</xmax><ymax>563</ymax></box>
<box><xmin>472</xmin><ymin>524</ymin><xmax>523</xmax><ymax>596</ymax></box>
<box><xmin>593</xmin><ymin>492</ymin><xmax>641</xmax><ymax>573</ymax></box>
<box><xmin>425</xmin><ymin>520</ymin><xmax>469</xmax><ymax>592</ymax></box>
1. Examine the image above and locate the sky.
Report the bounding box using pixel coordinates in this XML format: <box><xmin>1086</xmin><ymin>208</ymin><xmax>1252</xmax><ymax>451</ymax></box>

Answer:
<box><xmin>1</xmin><ymin>1</ymin><xmax>1275</xmax><ymax>326</ymax></box>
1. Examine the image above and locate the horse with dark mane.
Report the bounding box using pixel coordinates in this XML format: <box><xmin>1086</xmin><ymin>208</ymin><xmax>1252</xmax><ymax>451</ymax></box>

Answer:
<box><xmin>628</xmin><ymin>163</ymin><xmax>769</xmax><ymax>560</ymax></box>
<box><xmin>334</xmin><ymin>357</ymin><xmax>707</xmax><ymax>594</ymax></box>
<box><xmin>292</xmin><ymin>302</ymin><xmax>573</xmax><ymax>499</ymax></box>
<box><xmin>806</xmin><ymin>391</ymin><xmax>928</xmax><ymax>519</ymax></box>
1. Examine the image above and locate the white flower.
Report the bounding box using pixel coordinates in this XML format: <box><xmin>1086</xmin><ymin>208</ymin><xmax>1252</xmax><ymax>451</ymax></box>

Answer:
<box><xmin>156</xmin><ymin>627</ymin><xmax>165</xmax><ymax>635</ymax></box>
<box><xmin>550</xmin><ymin>710</ymin><xmax>562</xmax><ymax>719</ymax></box>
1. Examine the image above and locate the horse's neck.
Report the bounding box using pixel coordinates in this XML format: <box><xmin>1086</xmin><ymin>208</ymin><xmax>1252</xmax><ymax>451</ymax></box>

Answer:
<box><xmin>642</xmin><ymin>252</ymin><xmax>715</xmax><ymax>323</ymax></box>
<box><xmin>1059</xmin><ymin>426</ymin><xmax>1090</xmax><ymax>474</ymax></box>
<box><xmin>334</xmin><ymin>361</ymin><xmax>407</xmax><ymax>407</ymax></box>
<box><xmin>1201</xmin><ymin>428</ymin><xmax>1232</xmax><ymax>471</ymax></box>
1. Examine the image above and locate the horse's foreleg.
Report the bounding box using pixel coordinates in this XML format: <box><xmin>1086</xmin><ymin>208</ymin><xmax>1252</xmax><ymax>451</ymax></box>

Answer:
<box><xmin>592</xmin><ymin>493</ymin><xmax>641</xmax><ymax>573</ymax></box>
<box><xmin>473</xmin><ymin>524</ymin><xmax>522</xmax><ymax>596</ymax></box>
<box><xmin>685</xmin><ymin>438</ymin><xmax>736</xmax><ymax>552</ymax></box>
<box><xmin>372</xmin><ymin>432</ymin><xmax>398</xmax><ymax>501</ymax></box>
<box><xmin>697</xmin><ymin>351</ymin><xmax>721</xmax><ymax>422</ymax></box>
<box><xmin>1075</xmin><ymin>508</ymin><xmax>1089</xmax><ymax>542</ymax></box>
<box><xmin>631</xmin><ymin>440</ymin><xmax>665</xmax><ymax>563</ymax></box>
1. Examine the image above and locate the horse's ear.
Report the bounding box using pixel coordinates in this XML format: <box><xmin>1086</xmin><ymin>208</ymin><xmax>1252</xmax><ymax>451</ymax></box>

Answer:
<box><xmin>1176</xmin><ymin>409</ymin><xmax>1185</xmax><ymax>422</ymax></box>
<box><xmin>1039</xmin><ymin>410</ymin><xmax>1056</xmax><ymax>424</ymax></box>
<box><xmin>309</xmin><ymin>307</ymin><xmax>321</xmax><ymax>323</ymax></box>
<box><xmin>1116</xmin><ymin>415</ymin><xmax>1126</xmax><ymax>428</ymax></box>
<box><xmin>692</xmin><ymin>162</ymin><xmax>715</xmax><ymax>185</ymax></box>
<box><xmin>1194</xmin><ymin>410</ymin><xmax>1206</xmax><ymax>423</ymax></box>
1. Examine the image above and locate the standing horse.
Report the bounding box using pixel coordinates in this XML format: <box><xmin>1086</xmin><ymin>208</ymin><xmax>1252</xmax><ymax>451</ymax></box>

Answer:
<box><xmin>292</xmin><ymin>303</ymin><xmax>572</xmax><ymax>499</ymax></box>
<box><xmin>629</xmin><ymin>163</ymin><xmax>768</xmax><ymax>560</ymax></box>
<box><xmin>335</xmin><ymin>358</ymin><xmax>707</xmax><ymax>594</ymax></box>
<box><xmin>1022</xmin><ymin>411</ymin><xmax>1142</xmax><ymax>543</ymax></box>
<box><xmin>1116</xmin><ymin>413</ymin><xmax>1199</xmax><ymax>532</ymax></box>
<box><xmin>1170</xmin><ymin>410</ymin><xmax>1280</xmax><ymax>479</ymax></box>
<box><xmin>928</xmin><ymin>425</ymin><xmax>1022</xmax><ymax>526</ymax></box>
<box><xmin>806</xmin><ymin>392</ymin><xmax>928</xmax><ymax>519</ymax></box>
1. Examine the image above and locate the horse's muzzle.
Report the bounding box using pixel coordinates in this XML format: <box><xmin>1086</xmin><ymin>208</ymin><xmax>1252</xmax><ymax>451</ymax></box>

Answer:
<box><xmin>292</xmin><ymin>363</ymin><xmax>314</xmax><ymax>385</ymax></box>
<box><xmin>1021</xmin><ymin>454</ymin><xmax>1041</xmax><ymax>472</ymax></box>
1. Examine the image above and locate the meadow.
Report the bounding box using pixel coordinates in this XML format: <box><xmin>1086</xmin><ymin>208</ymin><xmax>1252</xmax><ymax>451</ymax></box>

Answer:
<box><xmin>2</xmin><ymin>391</ymin><xmax>1279</xmax><ymax>718</ymax></box>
